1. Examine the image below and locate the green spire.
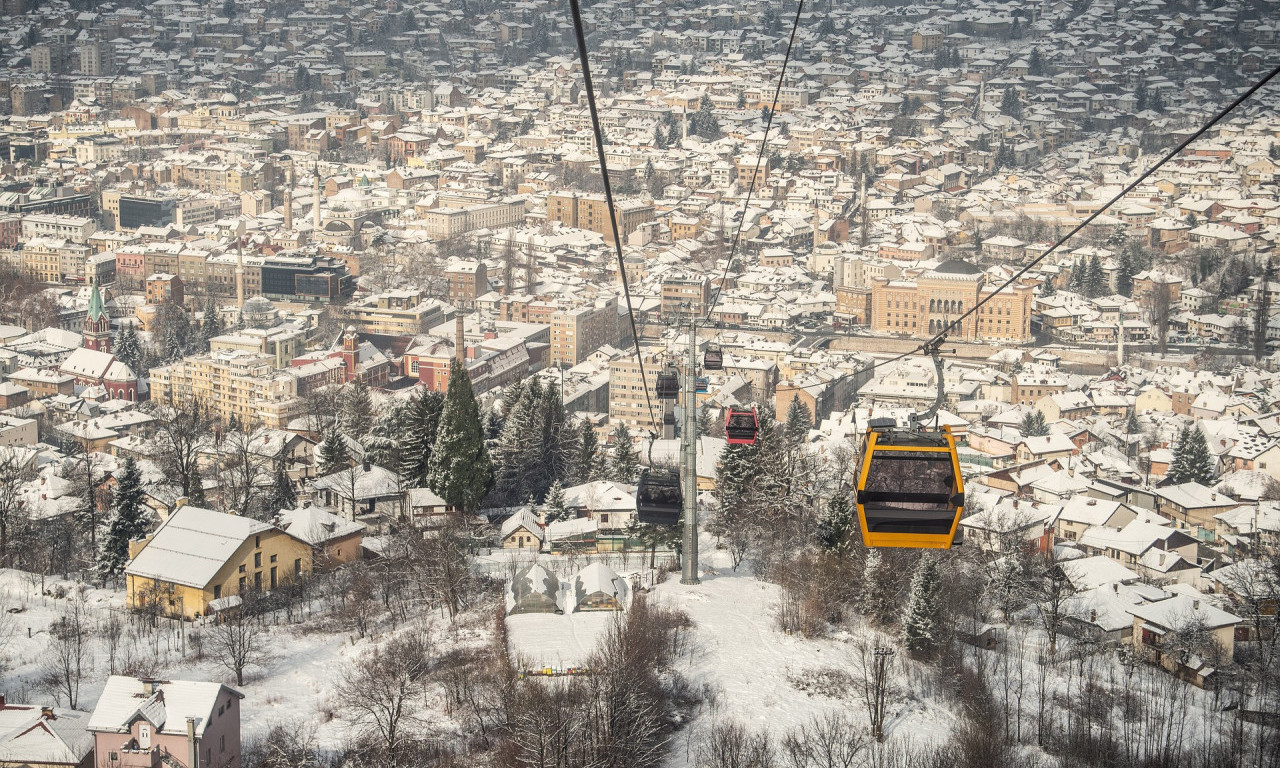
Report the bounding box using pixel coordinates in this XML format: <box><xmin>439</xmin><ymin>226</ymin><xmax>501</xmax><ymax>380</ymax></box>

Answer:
<box><xmin>87</xmin><ymin>284</ymin><xmax>106</xmax><ymax>322</ymax></box>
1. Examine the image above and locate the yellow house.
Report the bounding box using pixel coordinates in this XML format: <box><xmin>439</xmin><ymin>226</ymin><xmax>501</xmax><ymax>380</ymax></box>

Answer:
<box><xmin>125</xmin><ymin>504</ymin><xmax>314</xmax><ymax>619</ymax></box>
<box><xmin>1135</xmin><ymin>385</ymin><xmax>1173</xmax><ymax>413</ymax></box>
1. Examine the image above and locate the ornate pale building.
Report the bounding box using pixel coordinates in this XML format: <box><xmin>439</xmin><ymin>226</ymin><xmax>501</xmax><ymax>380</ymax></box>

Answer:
<box><xmin>870</xmin><ymin>259</ymin><xmax>1033</xmax><ymax>343</ymax></box>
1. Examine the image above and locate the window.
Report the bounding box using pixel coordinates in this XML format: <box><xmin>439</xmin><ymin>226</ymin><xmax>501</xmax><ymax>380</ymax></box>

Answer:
<box><xmin>238</xmin><ymin>576</ymin><xmax>246</xmax><ymax>590</ymax></box>
<box><xmin>221</xmin><ymin>735</ymin><xmax>226</xmax><ymax>751</ymax></box>
<box><xmin>294</xmin><ymin>558</ymin><xmax>302</xmax><ymax>574</ymax></box>
<box><xmin>238</xmin><ymin>564</ymin><xmax>245</xmax><ymax>573</ymax></box>
<box><xmin>254</xmin><ymin>552</ymin><xmax>261</xmax><ymax>568</ymax></box>
<box><xmin>255</xmin><ymin>535</ymin><xmax>261</xmax><ymax>548</ymax></box>
<box><xmin>270</xmin><ymin>554</ymin><xmax>277</xmax><ymax>563</ymax></box>
<box><xmin>254</xmin><ymin>572</ymin><xmax>262</xmax><ymax>589</ymax></box>
<box><xmin>213</xmin><ymin>585</ymin><xmax>221</xmax><ymax>599</ymax></box>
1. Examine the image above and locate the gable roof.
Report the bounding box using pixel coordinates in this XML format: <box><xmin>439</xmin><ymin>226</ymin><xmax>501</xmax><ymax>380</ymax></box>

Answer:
<box><xmin>0</xmin><ymin>706</ymin><xmax>93</xmax><ymax>766</ymax></box>
<box><xmin>125</xmin><ymin>505</ymin><xmax>276</xmax><ymax>588</ymax></box>
<box><xmin>88</xmin><ymin>676</ymin><xmax>243</xmax><ymax>738</ymax></box>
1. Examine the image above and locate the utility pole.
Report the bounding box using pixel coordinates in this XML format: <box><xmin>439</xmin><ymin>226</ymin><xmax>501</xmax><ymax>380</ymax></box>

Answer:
<box><xmin>681</xmin><ymin>316</ymin><xmax>700</xmax><ymax>585</ymax></box>
<box><xmin>871</xmin><ymin>646</ymin><xmax>894</xmax><ymax>741</ymax></box>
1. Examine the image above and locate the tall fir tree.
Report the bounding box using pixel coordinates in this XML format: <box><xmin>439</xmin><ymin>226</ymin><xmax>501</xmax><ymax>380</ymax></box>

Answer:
<box><xmin>318</xmin><ymin>428</ymin><xmax>351</xmax><ymax>476</ymax></box>
<box><xmin>607</xmin><ymin>423</ymin><xmax>639</xmax><ymax>484</ymax></box>
<box><xmin>1019</xmin><ymin>409</ymin><xmax>1049</xmax><ymax>437</ymax></box>
<box><xmin>198</xmin><ymin>294</ymin><xmax>222</xmax><ymax>351</ymax></box>
<box><xmin>1254</xmin><ymin>257</ymin><xmax>1274</xmax><ymax>361</ymax></box>
<box><xmin>95</xmin><ymin>457</ymin><xmax>149</xmax><ymax>583</ymax></box>
<box><xmin>861</xmin><ymin>549</ymin><xmax>898</xmax><ymax>626</ymax></box>
<box><xmin>1085</xmin><ymin>254</ymin><xmax>1105</xmax><ymax>298</ymax></box>
<box><xmin>340</xmin><ymin>378</ymin><xmax>373</xmax><ymax>441</ymax></box>
<box><xmin>815</xmin><ymin>491</ymin><xmax>856</xmax><ymax>552</ymax></box>
<box><xmin>115</xmin><ymin>325</ymin><xmax>141</xmax><ymax>373</ymax></box>
<box><xmin>542</xmin><ymin>479</ymin><xmax>569</xmax><ymax>524</ymax></box>
<box><xmin>1069</xmin><ymin>260</ymin><xmax>1086</xmax><ymax>294</ymax></box>
<box><xmin>1167</xmin><ymin>425</ymin><xmax>1214</xmax><ymax>485</ymax></box>
<box><xmin>1116</xmin><ymin>250</ymin><xmax>1135</xmax><ymax>297</ymax></box>
<box><xmin>784</xmin><ymin>398</ymin><xmax>812</xmax><ymax>443</ymax></box>
<box><xmin>902</xmin><ymin>554</ymin><xmax>942</xmax><ymax>658</ymax></box>
<box><xmin>574</xmin><ymin>418</ymin><xmax>601</xmax><ymax>484</ymax></box>
<box><xmin>401</xmin><ymin>388</ymin><xmax>445</xmax><ymax>486</ymax></box>
<box><xmin>265</xmin><ymin>462</ymin><xmax>297</xmax><ymax>513</ymax></box>
<box><xmin>426</xmin><ymin>358</ymin><xmax>493</xmax><ymax>513</ymax></box>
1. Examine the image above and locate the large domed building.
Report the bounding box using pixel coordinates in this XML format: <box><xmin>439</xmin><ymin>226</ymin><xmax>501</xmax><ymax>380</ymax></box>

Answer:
<box><xmin>870</xmin><ymin>258</ymin><xmax>1033</xmax><ymax>343</ymax></box>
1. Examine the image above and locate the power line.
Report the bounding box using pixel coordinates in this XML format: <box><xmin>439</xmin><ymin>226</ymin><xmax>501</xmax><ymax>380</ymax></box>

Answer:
<box><xmin>835</xmin><ymin>62</ymin><xmax>1280</xmax><ymax>389</ymax></box>
<box><xmin>567</xmin><ymin>0</ymin><xmax>659</xmax><ymax>431</ymax></box>
<box><xmin>704</xmin><ymin>0</ymin><xmax>807</xmax><ymax>323</ymax></box>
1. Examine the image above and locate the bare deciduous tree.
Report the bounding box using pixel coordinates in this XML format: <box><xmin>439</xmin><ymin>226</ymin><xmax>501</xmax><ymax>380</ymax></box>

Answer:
<box><xmin>40</xmin><ymin>589</ymin><xmax>93</xmax><ymax>708</ymax></box>
<box><xmin>334</xmin><ymin>632</ymin><xmax>434</xmax><ymax>757</ymax></box>
<box><xmin>209</xmin><ymin>596</ymin><xmax>272</xmax><ymax>686</ymax></box>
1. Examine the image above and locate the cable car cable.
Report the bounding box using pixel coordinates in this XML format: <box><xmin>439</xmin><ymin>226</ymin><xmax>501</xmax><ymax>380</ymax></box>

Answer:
<box><xmin>830</xmin><ymin>62</ymin><xmax>1280</xmax><ymax>393</ymax></box>
<box><xmin>704</xmin><ymin>0</ymin><xmax>808</xmax><ymax>324</ymax></box>
<box><xmin>568</xmin><ymin>0</ymin><xmax>659</xmax><ymax>431</ymax></box>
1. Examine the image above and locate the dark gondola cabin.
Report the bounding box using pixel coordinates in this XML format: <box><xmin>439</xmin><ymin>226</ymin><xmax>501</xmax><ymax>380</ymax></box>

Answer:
<box><xmin>725</xmin><ymin>408</ymin><xmax>759</xmax><ymax>445</ymax></box>
<box><xmin>856</xmin><ymin>421</ymin><xmax>964</xmax><ymax>549</ymax></box>
<box><xmin>636</xmin><ymin>467</ymin><xmax>682</xmax><ymax>525</ymax></box>
<box><xmin>695</xmin><ymin>376</ymin><xmax>709</xmax><ymax>393</ymax></box>
<box><xmin>704</xmin><ymin>347</ymin><xmax>724</xmax><ymax>371</ymax></box>
<box><xmin>656</xmin><ymin>367</ymin><xmax>680</xmax><ymax>400</ymax></box>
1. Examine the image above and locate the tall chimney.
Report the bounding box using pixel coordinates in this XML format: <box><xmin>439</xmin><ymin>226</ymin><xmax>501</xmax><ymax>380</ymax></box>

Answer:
<box><xmin>187</xmin><ymin>717</ymin><xmax>198</xmax><ymax>768</ymax></box>
<box><xmin>455</xmin><ymin>314</ymin><xmax>464</xmax><ymax>364</ymax></box>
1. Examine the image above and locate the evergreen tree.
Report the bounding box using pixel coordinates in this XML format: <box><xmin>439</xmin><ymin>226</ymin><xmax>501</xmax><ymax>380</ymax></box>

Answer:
<box><xmin>1000</xmin><ymin>87</ymin><xmax>1021</xmax><ymax>118</ymax></box>
<box><xmin>95</xmin><ymin>457</ymin><xmax>149</xmax><ymax>583</ymax></box>
<box><xmin>815</xmin><ymin>491</ymin><xmax>856</xmax><ymax>552</ymax></box>
<box><xmin>760</xmin><ymin>105</ymin><xmax>772</xmax><ymax>124</ymax></box>
<box><xmin>115</xmin><ymin>325</ymin><xmax>141</xmax><ymax>373</ymax></box>
<box><xmin>784</xmin><ymin>397</ymin><xmax>812</xmax><ymax>443</ymax></box>
<box><xmin>1135</xmin><ymin>79</ymin><xmax>1149</xmax><ymax>112</ymax></box>
<box><xmin>518</xmin><ymin>115</ymin><xmax>535</xmax><ymax>136</ymax></box>
<box><xmin>362</xmin><ymin>401</ymin><xmax>404</xmax><ymax>474</ymax></box>
<box><xmin>401</xmin><ymin>388</ymin><xmax>445</xmax><ymax>486</ymax></box>
<box><xmin>188</xmin><ymin>463</ymin><xmax>207</xmax><ymax>506</ymax></box>
<box><xmin>426</xmin><ymin>359</ymin><xmax>493</xmax><ymax>513</ymax></box>
<box><xmin>692</xmin><ymin>98</ymin><xmax>721</xmax><ymax>140</ymax></box>
<box><xmin>1167</xmin><ymin>425</ymin><xmax>1215</xmax><ymax>485</ymax></box>
<box><xmin>1116</xmin><ymin>249</ymin><xmax>1135</xmax><ymax>297</ymax></box>
<box><xmin>1028</xmin><ymin>48</ymin><xmax>1045</xmax><ymax>76</ymax></box>
<box><xmin>265</xmin><ymin>462</ymin><xmax>297</xmax><ymax>513</ymax></box>
<box><xmin>1019</xmin><ymin>409</ymin><xmax>1049</xmax><ymax>437</ymax></box>
<box><xmin>294</xmin><ymin>64</ymin><xmax>310</xmax><ymax>91</ymax></box>
<box><xmin>1254</xmin><ymin>257</ymin><xmax>1275</xmax><ymax>361</ymax></box>
<box><xmin>861</xmin><ymin>549</ymin><xmax>898</xmax><ymax>626</ymax></box>
<box><xmin>542</xmin><ymin>479</ymin><xmax>569</xmax><ymax>523</ymax></box>
<box><xmin>222</xmin><ymin>0</ymin><xmax>235</xmax><ymax>17</ymax></box>
<box><xmin>902</xmin><ymin>554</ymin><xmax>941</xmax><ymax>658</ymax></box>
<box><xmin>1085</xmin><ymin>254</ymin><xmax>1106</xmax><ymax>298</ymax></box>
<box><xmin>199</xmin><ymin>294</ymin><xmax>222</xmax><ymax>351</ymax></box>
<box><xmin>607</xmin><ymin>423</ymin><xmax>639</xmax><ymax>484</ymax></box>
<box><xmin>318</xmin><ymin>428</ymin><xmax>351</xmax><ymax>476</ymax></box>
<box><xmin>1064</xmin><ymin>259</ymin><xmax>1085</xmax><ymax>293</ymax></box>
<box><xmin>652</xmin><ymin>124</ymin><xmax>668</xmax><ymax>149</ymax></box>
<box><xmin>573</xmin><ymin>418</ymin><xmax>600</xmax><ymax>484</ymax></box>
<box><xmin>340</xmin><ymin>379</ymin><xmax>373</xmax><ymax>441</ymax></box>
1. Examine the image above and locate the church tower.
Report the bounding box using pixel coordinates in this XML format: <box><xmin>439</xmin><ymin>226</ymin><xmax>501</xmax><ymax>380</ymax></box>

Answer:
<box><xmin>83</xmin><ymin>284</ymin><xmax>111</xmax><ymax>352</ymax></box>
<box><xmin>341</xmin><ymin>326</ymin><xmax>359</xmax><ymax>382</ymax></box>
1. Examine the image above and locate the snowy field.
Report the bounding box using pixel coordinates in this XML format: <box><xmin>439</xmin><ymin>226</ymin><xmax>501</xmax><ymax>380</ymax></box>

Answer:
<box><xmin>653</xmin><ymin>544</ymin><xmax>957</xmax><ymax>766</ymax></box>
<box><xmin>0</xmin><ymin>568</ymin><xmax>491</xmax><ymax>751</ymax></box>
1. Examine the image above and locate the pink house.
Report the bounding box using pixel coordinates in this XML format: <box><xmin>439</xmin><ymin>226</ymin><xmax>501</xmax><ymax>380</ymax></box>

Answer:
<box><xmin>87</xmin><ymin>676</ymin><xmax>243</xmax><ymax>768</ymax></box>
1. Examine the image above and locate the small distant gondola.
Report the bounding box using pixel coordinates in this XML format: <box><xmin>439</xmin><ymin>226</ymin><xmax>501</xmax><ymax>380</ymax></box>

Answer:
<box><xmin>656</xmin><ymin>366</ymin><xmax>680</xmax><ymax>400</ymax></box>
<box><xmin>725</xmin><ymin>408</ymin><xmax>759</xmax><ymax>445</ymax></box>
<box><xmin>695</xmin><ymin>377</ymin><xmax>709</xmax><ymax>393</ymax></box>
<box><xmin>704</xmin><ymin>347</ymin><xmax>724</xmax><ymax>371</ymax></box>
<box><xmin>636</xmin><ymin>467</ymin><xmax>682</xmax><ymax>526</ymax></box>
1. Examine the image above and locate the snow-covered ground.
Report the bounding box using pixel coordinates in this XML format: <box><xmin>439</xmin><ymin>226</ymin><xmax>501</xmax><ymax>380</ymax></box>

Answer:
<box><xmin>0</xmin><ymin>568</ymin><xmax>492</xmax><ymax>751</ymax></box>
<box><xmin>653</xmin><ymin>543</ymin><xmax>957</xmax><ymax>766</ymax></box>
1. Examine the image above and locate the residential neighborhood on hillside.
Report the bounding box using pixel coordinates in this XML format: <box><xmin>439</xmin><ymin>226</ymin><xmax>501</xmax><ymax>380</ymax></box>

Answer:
<box><xmin>0</xmin><ymin>0</ymin><xmax>1276</xmax><ymax>765</ymax></box>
